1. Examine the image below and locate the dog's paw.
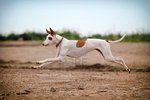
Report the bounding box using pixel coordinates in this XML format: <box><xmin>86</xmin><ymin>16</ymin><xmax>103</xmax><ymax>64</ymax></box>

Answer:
<box><xmin>32</xmin><ymin>66</ymin><xmax>40</xmax><ymax>69</ymax></box>
<box><xmin>127</xmin><ymin>69</ymin><xmax>131</xmax><ymax>73</ymax></box>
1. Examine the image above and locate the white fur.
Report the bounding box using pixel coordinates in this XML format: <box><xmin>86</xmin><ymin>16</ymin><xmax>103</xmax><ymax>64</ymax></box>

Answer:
<box><xmin>33</xmin><ymin>29</ymin><xmax>130</xmax><ymax>73</ymax></box>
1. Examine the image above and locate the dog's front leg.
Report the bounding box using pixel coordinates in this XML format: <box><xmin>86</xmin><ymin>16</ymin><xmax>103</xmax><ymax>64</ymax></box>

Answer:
<box><xmin>36</xmin><ymin>57</ymin><xmax>62</xmax><ymax>64</ymax></box>
<box><xmin>33</xmin><ymin>57</ymin><xmax>62</xmax><ymax>68</ymax></box>
<box><xmin>36</xmin><ymin>59</ymin><xmax>49</xmax><ymax>64</ymax></box>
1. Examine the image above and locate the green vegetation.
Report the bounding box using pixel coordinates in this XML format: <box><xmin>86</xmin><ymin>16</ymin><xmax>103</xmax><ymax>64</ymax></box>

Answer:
<box><xmin>123</xmin><ymin>34</ymin><xmax>150</xmax><ymax>42</ymax></box>
<box><xmin>0</xmin><ymin>30</ymin><xmax>150</xmax><ymax>42</ymax></box>
<box><xmin>58</xmin><ymin>30</ymin><xmax>80</xmax><ymax>40</ymax></box>
<box><xmin>88</xmin><ymin>33</ymin><xmax>150</xmax><ymax>42</ymax></box>
<box><xmin>0</xmin><ymin>32</ymin><xmax>46</xmax><ymax>41</ymax></box>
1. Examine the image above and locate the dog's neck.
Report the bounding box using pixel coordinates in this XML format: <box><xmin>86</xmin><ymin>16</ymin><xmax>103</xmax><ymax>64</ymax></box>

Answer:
<box><xmin>55</xmin><ymin>35</ymin><xmax>67</xmax><ymax>47</ymax></box>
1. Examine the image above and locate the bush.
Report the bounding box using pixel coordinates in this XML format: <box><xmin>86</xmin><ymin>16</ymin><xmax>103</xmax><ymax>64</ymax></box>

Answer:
<box><xmin>58</xmin><ymin>30</ymin><xmax>80</xmax><ymax>40</ymax></box>
<box><xmin>88</xmin><ymin>34</ymin><xmax>102</xmax><ymax>39</ymax></box>
<box><xmin>0</xmin><ymin>34</ymin><xmax>6</xmax><ymax>41</ymax></box>
<box><xmin>6</xmin><ymin>33</ymin><xmax>19</xmax><ymax>40</ymax></box>
<box><xmin>19</xmin><ymin>32</ymin><xmax>46</xmax><ymax>40</ymax></box>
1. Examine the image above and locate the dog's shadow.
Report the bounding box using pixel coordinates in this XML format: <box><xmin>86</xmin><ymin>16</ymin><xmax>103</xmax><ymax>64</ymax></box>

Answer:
<box><xmin>44</xmin><ymin>63</ymin><xmax>124</xmax><ymax>72</ymax></box>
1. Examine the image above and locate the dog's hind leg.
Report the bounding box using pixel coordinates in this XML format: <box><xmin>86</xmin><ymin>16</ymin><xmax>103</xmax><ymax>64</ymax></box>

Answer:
<box><xmin>96</xmin><ymin>45</ymin><xmax>130</xmax><ymax>73</ymax></box>
<box><xmin>106</xmin><ymin>56</ymin><xmax>130</xmax><ymax>73</ymax></box>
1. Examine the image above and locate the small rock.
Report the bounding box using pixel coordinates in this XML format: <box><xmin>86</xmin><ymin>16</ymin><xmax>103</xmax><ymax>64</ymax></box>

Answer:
<box><xmin>16</xmin><ymin>89</ymin><xmax>31</xmax><ymax>95</ymax></box>
<box><xmin>77</xmin><ymin>86</ymin><xmax>84</xmax><ymax>90</ymax></box>
<box><xmin>0</xmin><ymin>92</ymin><xmax>10</xmax><ymax>100</ymax></box>
<box><xmin>99</xmin><ymin>90</ymin><xmax>107</xmax><ymax>92</ymax></box>
<box><xmin>50</xmin><ymin>87</ymin><xmax>56</xmax><ymax>92</ymax></box>
<box><xmin>16</xmin><ymin>92</ymin><xmax>28</xmax><ymax>95</ymax></box>
<box><xmin>0</xmin><ymin>94</ymin><xmax>4</xmax><ymax>100</ymax></box>
<box><xmin>24</xmin><ymin>90</ymin><xmax>31</xmax><ymax>93</ymax></box>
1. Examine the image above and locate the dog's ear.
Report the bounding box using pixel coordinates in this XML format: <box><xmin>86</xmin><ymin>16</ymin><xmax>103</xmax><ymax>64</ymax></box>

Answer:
<box><xmin>46</xmin><ymin>28</ymin><xmax>50</xmax><ymax>34</ymax></box>
<box><xmin>50</xmin><ymin>28</ymin><xmax>56</xmax><ymax>36</ymax></box>
<box><xmin>46</xmin><ymin>28</ymin><xmax>56</xmax><ymax>36</ymax></box>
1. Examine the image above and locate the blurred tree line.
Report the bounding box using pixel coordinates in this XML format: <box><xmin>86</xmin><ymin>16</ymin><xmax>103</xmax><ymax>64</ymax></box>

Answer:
<box><xmin>0</xmin><ymin>32</ymin><xmax>47</xmax><ymax>41</ymax></box>
<box><xmin>0</xmin><ymin>30</ymin><xmax>150</xmax><ymax>42</ymax></box>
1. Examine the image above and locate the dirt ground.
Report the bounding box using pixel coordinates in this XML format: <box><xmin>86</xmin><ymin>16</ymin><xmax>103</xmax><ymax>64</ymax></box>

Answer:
<box><xmin>0</xmin><ymin>41</ymin><xmax>150</xmax><ymax>100</ymax></box>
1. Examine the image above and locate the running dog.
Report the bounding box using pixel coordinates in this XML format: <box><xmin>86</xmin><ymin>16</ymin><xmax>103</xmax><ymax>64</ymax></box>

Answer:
<box><xmin>34</xmin><ymin>28</ymin><xmax>130</xmax><ymax>73</ymax></box>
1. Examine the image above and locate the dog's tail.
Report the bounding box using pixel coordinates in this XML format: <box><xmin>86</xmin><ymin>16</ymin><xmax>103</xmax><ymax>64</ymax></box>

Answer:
<box><xmin>107</xmin><ymin>34</ymin><xmax>126</xmax><ymax>43</ymax></box>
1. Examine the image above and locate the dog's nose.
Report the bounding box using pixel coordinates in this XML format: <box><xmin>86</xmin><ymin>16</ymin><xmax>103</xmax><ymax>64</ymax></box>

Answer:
<box><xmin>42</xmin><ymin>43</ymin><xmax>45</xmax><ymax>46</ymax></box>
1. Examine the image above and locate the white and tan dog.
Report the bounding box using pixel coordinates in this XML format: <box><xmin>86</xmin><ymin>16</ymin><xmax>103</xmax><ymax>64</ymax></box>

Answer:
<box><xmin>34</xmin><ymin>28</ymin><xmax>130</xmax><ymax>73</ymax></box>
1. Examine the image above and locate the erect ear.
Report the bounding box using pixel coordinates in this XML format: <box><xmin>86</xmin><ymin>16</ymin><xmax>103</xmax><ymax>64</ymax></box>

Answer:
<box><xmin>50</xmin><ymin>28</ymin><xmax>56</xmax><ymax>36</ymax></box>
<box><xmin>46</xmin><ymin>28</ymin><xmax>50</xmax><ymax>34</ymax></box>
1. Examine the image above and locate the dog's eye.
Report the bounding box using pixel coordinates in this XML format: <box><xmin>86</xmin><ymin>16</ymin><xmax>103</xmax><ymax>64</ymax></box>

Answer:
<box><xmin>48</xmin><ymin>37</ymin><xmax>52</xmax><ymax>40</ymax></box>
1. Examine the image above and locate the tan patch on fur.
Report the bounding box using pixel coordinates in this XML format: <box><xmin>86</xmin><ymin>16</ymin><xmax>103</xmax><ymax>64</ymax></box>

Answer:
<box><xmin>76</xmin><ymin>39</ymin><xmax>87</xmax><ymax>48</ymax></box>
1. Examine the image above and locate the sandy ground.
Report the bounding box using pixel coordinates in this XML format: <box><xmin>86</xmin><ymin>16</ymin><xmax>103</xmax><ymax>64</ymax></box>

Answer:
<box><xmin>0</xmin><ymin>41</ymin><xmax>150</xmax><ymax>100</ymax></box>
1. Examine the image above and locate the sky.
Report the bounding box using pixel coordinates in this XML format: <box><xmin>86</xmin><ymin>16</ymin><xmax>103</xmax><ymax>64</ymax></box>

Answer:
<box><xmin>0</xmin><ymin>0</ymin><xmax>150</xmax><ymax>35</ymax></box>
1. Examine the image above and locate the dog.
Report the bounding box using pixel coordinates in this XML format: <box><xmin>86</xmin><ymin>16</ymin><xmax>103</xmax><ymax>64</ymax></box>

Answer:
<box><xmin>33</xmin><ymin>28</ymin><xmax>130</xmax><ymax>73</ymax></box>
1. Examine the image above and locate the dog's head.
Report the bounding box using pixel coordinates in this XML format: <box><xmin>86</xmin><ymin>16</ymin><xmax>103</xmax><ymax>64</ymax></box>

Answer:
<box><xmin>42</xmin><ymin>28</ymin><xmax>57</xmax><ymax>46</ymax></box>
